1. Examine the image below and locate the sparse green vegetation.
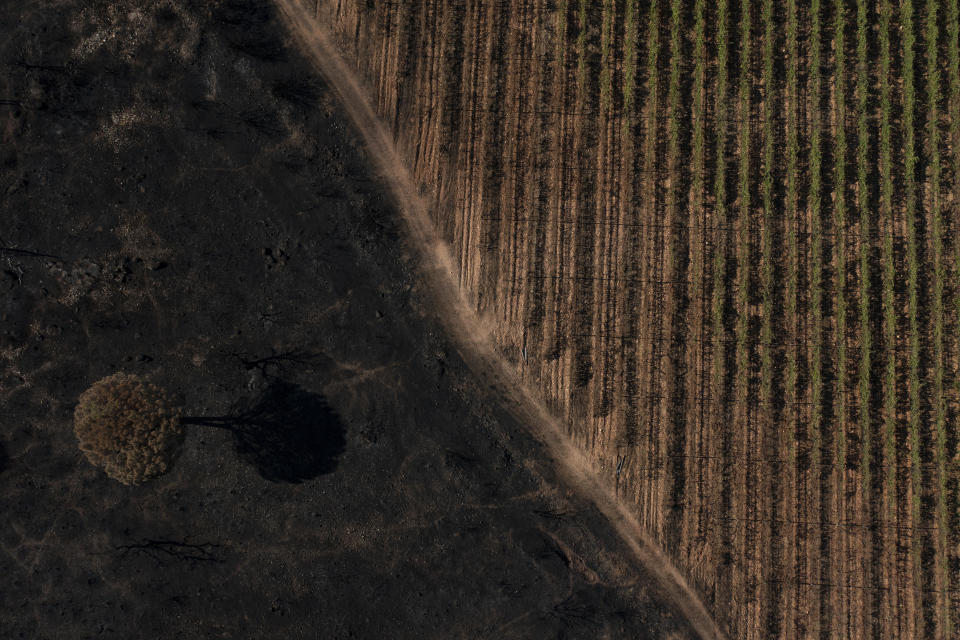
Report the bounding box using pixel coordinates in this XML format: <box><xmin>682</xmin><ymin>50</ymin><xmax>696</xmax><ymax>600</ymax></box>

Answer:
<box><xmin>856</xmin><ymin>0</ymin><xmax>871</xmax><ymax>518</ymax></box>
<box><xmin>809</xmin><ymin>0</ymin><xmax>823</xmax><ymax>499</ymax></box>
<box><xmin>666</xmin><ymin>0</ymin><xmax>681</xmax><ymax>285</ymax></box>
<box><xmin>925</xmin><ymin>0</ymin><xmax>948</xmax><ymax>634</ymax></box>
<box><xmin>576</xmin><ymin>0</ymin><xmax>588</xmax><ymax>92</ymax></box>
<box><xmin>734</xmin><ymin>0</ymin><xmax>750</xmax><ymax>421</ymax></box>
<box><xmin>623</xmin><ymin>0</ymin><xmax>637</xmax><ymax>124</ymax></box>
<box><xmin>832</xmin><ymin>0</ymin><xmax>849</xmax><ymax>629</ymax></box>
<box><xmin>760</xmin><ymin>0</ymin><xmax>773</xmax><ymax>434</ymax></box>
<box><xmin>786</xmin><ymin>0</ymin><xmax>799</xmax><ymax>479</ymax></box>
<box><xmin>901</xmin><ymin>0</ymin><xmax>923</xmax><ymax>611</ymax></box>
<box><xmin>833</xmin><ymin>0</ymin><xmax>847</xmax><ymax>503</ymax></box>
<box><xmin>599</xmin><ymin>0</ymin><xmax>612</xmax><ymax>113</ymax></box>
<box><xmin>879</xmin><ymin>6</ymin><xmax>897</xmax><ymax>599</ymax></box>
<box><xmin>711</xmin><ymin>0</ymin><xmax>728</xmax><ymax>411</ymax></box>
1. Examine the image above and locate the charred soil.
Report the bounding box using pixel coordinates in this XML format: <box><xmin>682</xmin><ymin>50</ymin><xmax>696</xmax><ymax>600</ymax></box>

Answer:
<box><xmin>0</xmin><ymin>1</ymin><xmax>697</xmax><ymax>638</ymax></box>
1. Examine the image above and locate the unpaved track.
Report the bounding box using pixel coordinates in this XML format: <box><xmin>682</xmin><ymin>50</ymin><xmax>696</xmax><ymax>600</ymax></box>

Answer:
<box><xmin>273</xmin><ymin>1</ymin><xmax>724</xmax><ymax>638</ymax></box>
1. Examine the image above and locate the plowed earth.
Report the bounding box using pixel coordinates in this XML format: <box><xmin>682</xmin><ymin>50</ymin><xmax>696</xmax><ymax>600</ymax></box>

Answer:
<box><xmin>310</xmin><ymin>0</ymin><xmax>960</xmax><ymax>638</ymax></box>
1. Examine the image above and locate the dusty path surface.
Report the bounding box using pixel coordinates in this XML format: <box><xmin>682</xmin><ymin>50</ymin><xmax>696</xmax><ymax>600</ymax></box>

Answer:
<box><xmin>273</xmin><ymin>2</ymin><xmax>725</xmax><ymax>638</ymax></box>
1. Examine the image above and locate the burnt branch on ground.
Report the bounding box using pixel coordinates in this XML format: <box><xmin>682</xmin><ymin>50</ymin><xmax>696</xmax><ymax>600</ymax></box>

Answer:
<box><xmin>114</xmin><ymin>538</ymin><xmax>223</xmax><ymax>567</ymax></box>
<box><xmin>0</xmin><ymin>247</ymin><xmax>61</xmax><ymax>261</ymax></box>
<box><xmin>532</xmin><ymin>508</ymin><xmax>574</xmax><ymax>521</ymax></box>
<box><xmin>223</xmin><ymin>348</ymin><xmax>326</xmax><ymax>380</ymax></box>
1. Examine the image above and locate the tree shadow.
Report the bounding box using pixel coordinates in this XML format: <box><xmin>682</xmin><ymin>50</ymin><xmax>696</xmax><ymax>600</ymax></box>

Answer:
<box><xmin>0</xmin><ymin>441</ymin><xmax>7</xmax><ymax>475</ymax></box>
<box><xmin>184</xmin><ymin>381</ymin><xmax>346</xmax><ymax>483</ymax></box>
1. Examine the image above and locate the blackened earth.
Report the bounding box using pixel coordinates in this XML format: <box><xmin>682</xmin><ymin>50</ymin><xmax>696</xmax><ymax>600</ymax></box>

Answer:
<box><xmin>0</xmin><ymin>1</ymin><xmax>695</xmax><ymax>638</ymax></box>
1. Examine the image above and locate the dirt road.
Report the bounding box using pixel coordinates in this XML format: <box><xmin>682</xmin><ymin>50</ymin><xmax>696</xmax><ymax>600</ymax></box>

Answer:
<box><xmin>272</xmin><ymin>1</ymin><xmax>725</xmax><ymax>638</ymax></box>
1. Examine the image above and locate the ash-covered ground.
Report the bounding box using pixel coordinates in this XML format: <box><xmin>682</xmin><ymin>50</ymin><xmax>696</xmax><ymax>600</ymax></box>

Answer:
<box><xmin>0</xmin><ymin>2</ymin><xmax>694</xmax><ymax>638</ymax></box>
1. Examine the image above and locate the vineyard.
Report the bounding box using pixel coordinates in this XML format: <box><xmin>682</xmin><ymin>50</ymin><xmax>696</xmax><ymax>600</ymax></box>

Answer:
<box><xmin>306</xmin><ymin>0</ymin><xmax>960</xmax><ymax>637</ymax></box>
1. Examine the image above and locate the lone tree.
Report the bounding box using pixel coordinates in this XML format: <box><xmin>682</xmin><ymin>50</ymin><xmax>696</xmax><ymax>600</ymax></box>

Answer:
<box><xmin>74</xmin><ymin>373</ymin><xmax>184</xmax><ymax>485</ymax></box>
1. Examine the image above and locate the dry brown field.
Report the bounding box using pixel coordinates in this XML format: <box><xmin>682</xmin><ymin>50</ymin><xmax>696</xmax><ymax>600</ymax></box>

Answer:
<box><xmin>305</xmin><ymin>0</ymin><xmax>960</xmax><ymax>637</ymax></box>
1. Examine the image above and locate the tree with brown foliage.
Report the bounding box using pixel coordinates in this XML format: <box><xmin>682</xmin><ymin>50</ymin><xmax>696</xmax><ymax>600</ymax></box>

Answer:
<box><xmin>74</xmin><ymin>373</ymin><xmax>184</xmax><ymax>485</ymax></box>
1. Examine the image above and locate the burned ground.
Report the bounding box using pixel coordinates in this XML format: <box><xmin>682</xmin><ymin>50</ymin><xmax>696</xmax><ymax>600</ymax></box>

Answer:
<box><xmin>0</xmin><ymin>1</ymin><xmax>695</xmax><ymax>638</ymax></box>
